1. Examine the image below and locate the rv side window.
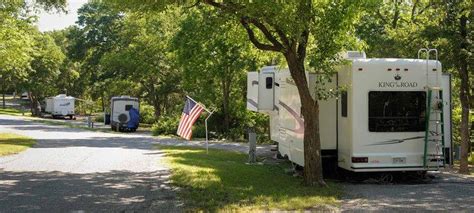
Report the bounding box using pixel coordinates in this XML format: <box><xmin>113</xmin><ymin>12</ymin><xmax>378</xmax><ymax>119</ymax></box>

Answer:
<box><xmin>265</xmin><ymin>77</ymin><xmax>273</xmax><ymax>89</ymax></box>
<box><xmin>341</xmin><ymin>91</ymin><xmax>347</xmax><ymax>117</ymax></box>
<box><xmin>369</xmin><ymin>91</ymin><xmax>426</xmax><ymax>132</ymax></box>
<box><xmin>125</xmin><ymin>105</ymin><xmax>133</xmax><ymax>111</ymax></box>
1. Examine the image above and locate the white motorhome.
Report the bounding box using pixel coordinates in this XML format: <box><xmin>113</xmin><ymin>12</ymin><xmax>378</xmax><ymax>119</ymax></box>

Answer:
<box><xmin>247</xmin><ymin>52</ymin><xmax>452</xmax><ymax>172</ymax></box>
<box><xmin>110</xmin><ymin>96</ymin><xmax>140</xmax><ymax>132</ymax></box>
<box><xmin>45</xmin><ymin>94</ymin><xmax>75</xmax><ymax>119</ymax></box>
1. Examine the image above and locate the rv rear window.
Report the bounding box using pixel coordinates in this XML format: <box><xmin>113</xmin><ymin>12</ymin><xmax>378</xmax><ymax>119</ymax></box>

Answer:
<box><xmin>369</xmin><ymin>91</ymin><xmax>426</xmax><ymax>132</ymax></box>
<box><xmin>266</xmin><ymin>77</ymin><xmax>273</xmax><ymax>89</ymax></box>
<box><xmin>125</xmin><ymin>105</ymin><xmax>133</xmax><ymax>111</ymax></box>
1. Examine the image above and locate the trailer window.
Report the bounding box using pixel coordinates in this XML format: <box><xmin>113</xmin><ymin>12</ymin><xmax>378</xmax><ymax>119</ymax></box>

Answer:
<box><xmin>369</xmin><ymin>91</ymin><xmax>426</xmax><ymax>132</ymax></box>
<box><xmin>125</xmin><ymin>105</ymin><xmax>133</xmax><ymax>111</ymax></box>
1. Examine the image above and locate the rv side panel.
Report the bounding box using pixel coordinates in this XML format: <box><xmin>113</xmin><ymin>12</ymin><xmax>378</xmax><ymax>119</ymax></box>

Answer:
<box><xmin>441</xmin><ymin>74</ymin><xmax>453</xmax><ymax>164</ymax></box>
<box><xmin>277</xmin><ymin>71</ymin><xmax>302</xmax><ymax>164</ymax></box>
<box><xmin>246</xmin><ymin>72</ymin><xmax>259</xmax><ymax>112</ymax></box>
<box><xmin>308</xmin><ymin>74</ymin><xmax>337</xmax><ymax>151</ymax></box>
<box><xmin>337</xmin><ymin>65</ymin><xmax>353</xmax><ymax>170</ymax></box>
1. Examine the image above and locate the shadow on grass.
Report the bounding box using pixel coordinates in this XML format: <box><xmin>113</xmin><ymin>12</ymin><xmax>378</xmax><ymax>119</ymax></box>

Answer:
<box><xmin>158</xmin><ymin>145</ymin><xmax>341</xmax><ymax>211</ymax></box>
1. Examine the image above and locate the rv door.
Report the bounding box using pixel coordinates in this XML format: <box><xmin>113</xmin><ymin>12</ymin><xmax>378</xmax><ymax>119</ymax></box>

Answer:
<box><xmin>258</xmin><ymin>72</ymin><xmax>275</xmax><ymax>111</ymax></box>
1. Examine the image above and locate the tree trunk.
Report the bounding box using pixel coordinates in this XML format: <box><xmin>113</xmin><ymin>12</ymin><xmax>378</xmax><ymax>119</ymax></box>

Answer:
<box><xmin>458</xmin><ymin>15</ymin><xmax>471</xmax><ymax>174</ymax></box>
<box><xmin>285</xmin><ymin>51</ymin><xmax>325</xmax><ymax>186</ymax></box>
<box><xmin>153</xmin><ymin>101</ymin><xmax>161</xmax><ymax>118</ymax></box>
<box><xmin>222</xmin><ymin>73</ymin><xmax>231</xmax><ymax>133</ymax></box>
<box><xmin>101</xmin><ymin>95</ymin><xmax>105</xmax><ymax>112</ymax></box>
<box><xmin>29</xmin><ymin>92</ymin><xmax>41</xmax><ymax>117</ymax></box>
<box><xmin>1</xmin><ymin>77</ymin><xmax>5</xmax><ymax>109</ymax></box>
<box><xmin>2</xmin><ymin>87</ymin><xmax>5</xmax><ymax>109</ymax></box>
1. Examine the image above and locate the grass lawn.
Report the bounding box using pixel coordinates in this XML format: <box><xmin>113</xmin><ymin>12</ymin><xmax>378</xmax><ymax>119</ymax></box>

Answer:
<box><xmin>0</xmin><ymin>133</ymin><xmax>36</xmax><ymax>156</ymax></box>
<box><xmin>0</xmin><ymin>107</ymin><xmax>31</xmax><ymax>116</ymax></box>
<box><xmin>157</xmin><ymin>145</ymin><xmax>341</xmax><ymax>211</ymax></box>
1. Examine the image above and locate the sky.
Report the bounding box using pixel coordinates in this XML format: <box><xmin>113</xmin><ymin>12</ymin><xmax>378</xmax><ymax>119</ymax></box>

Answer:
<box><xmin>37</xmin><ymin>0</ymin><xmax>88</xmax><ymax>32</ymax></box>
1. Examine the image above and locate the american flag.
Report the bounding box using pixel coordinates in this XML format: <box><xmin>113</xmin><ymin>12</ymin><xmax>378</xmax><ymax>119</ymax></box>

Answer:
<box><xmin>177</xmin><ymin>97</ymin><xmax>204</xmax><ymax>140</ymax></box>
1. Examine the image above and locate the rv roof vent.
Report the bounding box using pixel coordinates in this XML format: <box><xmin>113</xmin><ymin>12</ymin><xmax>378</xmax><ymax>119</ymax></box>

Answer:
<box><xmin>121</xmin><ymin>95</ymin><xmax>131</xmax><ymax>98</ymax></box>
<box><xmin>344</xmin><ymin>51</ymin><xmax>366</xmax><ymax>59</ymax></box>
<box><xmin>261</xmin><ymin>66</ymin><xmax>277</xmax><ymax>73</ymax></box>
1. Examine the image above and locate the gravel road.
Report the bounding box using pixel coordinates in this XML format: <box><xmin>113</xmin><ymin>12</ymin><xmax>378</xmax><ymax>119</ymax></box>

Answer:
<box><xmin>341</xmin><ymin>171</ymin><xmax>474</xmax><ymax>212</ymax></box>
<box><xmin>0</xmin><ymin>115</ymin><xmax>180</xmax><ymax>212</ymax></box>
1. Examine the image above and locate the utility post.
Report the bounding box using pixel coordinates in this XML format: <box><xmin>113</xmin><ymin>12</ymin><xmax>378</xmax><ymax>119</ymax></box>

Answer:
<box><xmin>248</xmin><ymin>128</ymin><xmax>257</xmax><ymax>163</ymax></box>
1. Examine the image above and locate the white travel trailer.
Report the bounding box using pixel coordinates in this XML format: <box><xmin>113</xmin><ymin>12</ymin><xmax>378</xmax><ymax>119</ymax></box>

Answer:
<box><xmin>247</xmin><ymin>52</ymin><xmax>452</xmax><ymax>172</ymax></box>
<box><xmin>45</xmin><ymin>94</ymin><xmax>75</xmax><ymax>119</ymax></box>
<box><xmin>110</xmin><ymin>96</ymin><xmax>140</xmax><ymax>132</ymax></box>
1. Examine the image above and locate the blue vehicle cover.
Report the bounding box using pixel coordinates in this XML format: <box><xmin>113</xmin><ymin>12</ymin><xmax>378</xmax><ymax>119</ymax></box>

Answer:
<box><xmin>127</xmin><ymin>107</ymin><xmax>140</xmax><ymax>129</ymax></box>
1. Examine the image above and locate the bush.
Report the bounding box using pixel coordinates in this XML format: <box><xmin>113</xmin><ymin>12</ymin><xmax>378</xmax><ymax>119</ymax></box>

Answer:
<box><xmin>94</xmin><ymin>113</ymin><xmax>104</xmax><ymax>123</ymax></box>
<box><xmin>192</xmin><ymin>124</ymin><xmax>207</xmax><ymax>139</ymax></box>
<box><xmin>152</xmin><ymin>115</ymin><xmax>180</xmax><ymax>136</ymax></box>
<box><xmin>140</xmin><ymin>104</ymin><xmax>156</xmax><ymax>124</ymax></box>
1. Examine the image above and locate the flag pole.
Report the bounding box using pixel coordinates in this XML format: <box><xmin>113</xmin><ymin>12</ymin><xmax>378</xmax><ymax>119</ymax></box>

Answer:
<box><xmin>186</xmin><ymin>95</ymin><xmax>213</xmax><ymax>154</ymax></box>
<box><xmin>186</xmin><ymin>95</ymin><xmax>211</xmax><ymax>113</ymax></box>
<box><xmin>205</xmin><ymin>110</ymin><xmax>214</xmax><ymax>155</ymax></box>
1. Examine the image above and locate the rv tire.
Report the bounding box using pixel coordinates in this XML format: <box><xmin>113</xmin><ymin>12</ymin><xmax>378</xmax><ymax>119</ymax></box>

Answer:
<box><xmin>276</xmin><ymin>152</ymin><xmax>286</xmax><ymax>159</ymax></box>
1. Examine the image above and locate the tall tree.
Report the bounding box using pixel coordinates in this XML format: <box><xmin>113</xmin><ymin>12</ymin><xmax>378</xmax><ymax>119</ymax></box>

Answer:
<box><xmin>0</xmin><ymin>4</ymin><xmax>36</xmax><ymax>108</ymax></box>
<box><xmin>100</xmin><ymin>9</ymin><xmax>184</xmax><ymax>118</ymax></box>
<box><xmin>69</xmin><ymin>1</ymin><xmax>124</xmax><ymax>110</ymax></box>
<box><xmin>440</xmin><ymin>0</ymin><xmax>473</xmax><ymax>174</ymax></box>
<box><xmin>173</xmin><ymin>8</ymin><xmax>266</xmax><ymax>136</ymax></box>
<box><xmin>19</xmin><ymin>32</ymin><xmax>65</xmax><ymax>115</ymax></box>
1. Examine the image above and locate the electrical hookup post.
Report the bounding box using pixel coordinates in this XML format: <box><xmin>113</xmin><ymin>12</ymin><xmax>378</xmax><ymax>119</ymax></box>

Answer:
<box><xmin>247</xmin><ymin>128</ymin><xmax>257</xmax><ymax>164</ymax></box>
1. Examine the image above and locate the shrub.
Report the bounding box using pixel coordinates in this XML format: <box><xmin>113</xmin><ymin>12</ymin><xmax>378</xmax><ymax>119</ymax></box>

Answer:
<box><xmin>152</xmin><ymin>115</ymin><xmax>180</xmax><ymax>136</ymax></box>
<box><xmin>192</xmin><ymin>124</ymin><xmax>207</xmax><ymax>139</ymax></box>
<box><xmin>140</xmin><ymin>104</ymin><xmax>156</xmax><ymax>124</ymax></box>
<box><xmin>94</xmin><ymin>113</ymin><xmax>104</xmax><ymax>123</ymax></box>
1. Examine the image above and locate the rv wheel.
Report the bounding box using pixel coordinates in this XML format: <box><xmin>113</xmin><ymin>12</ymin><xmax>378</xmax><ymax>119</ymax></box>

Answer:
<box><xmin>276</xmin><ymin>152</ymin><xmax>286</xmax><ymax>159</ymax></box>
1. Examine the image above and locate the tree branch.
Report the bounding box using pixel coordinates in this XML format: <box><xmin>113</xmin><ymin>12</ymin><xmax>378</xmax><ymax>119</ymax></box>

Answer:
<box><xmin>245</xmin><ymin>17</ymin><xmax>284</xmax><ymax>50</ymax></box>
<box><xmin>240</xmin><ymin>18</ymin><xmax>282</xmax><ymax>52</ymax></box>
<box><xmin>376</xmin><ymin>10</ymin><xmax>388</xmax><ymax>25</ymax></box>
<box><xmin>203</xmin><ymin>0</ymin><xmax>284</xmax><ymax>52</ymax></box>
<box><xmin>297</xmin><ymin>29</ymin><xmax>309</xmax><ymax>59</ymax></box>
<box><xmin>411</xmin><ymin>0</ymin><xmax>419</xmax><ymax>21</ymax></box>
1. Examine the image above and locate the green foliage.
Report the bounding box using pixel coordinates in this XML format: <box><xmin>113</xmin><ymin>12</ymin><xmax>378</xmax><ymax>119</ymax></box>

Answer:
<box><xmin>151</xmin><ymin>115</ymin><xmax>180</xmax><ymax>136</ymax></box>
<box><xmin>172</xmin><ymin>8</ymin><xmax>272</xmax><ymax>138</ymax></box>
<box><xmin>100</xmin><ymin>8</ymin><xmax>183</xmax><ymax>118</ymax></box>
<box><xmin>158</xmin><ymin>145</ymin><xmax>341</xmax><ymax>211</ymax></box>
<box><xmin>94</xmin><ymin>113</ymin><xmax>104</xmax><ymax>123</ymax></box>
<box><xmin>22</xmin><ymin>33</ymin><xmax>65</xmax><ymax>94</ymax></box>
<box><xmin>139</xmin><ymin>104</ymin><xmax>156</xmax><ymax>124</ymax></box>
